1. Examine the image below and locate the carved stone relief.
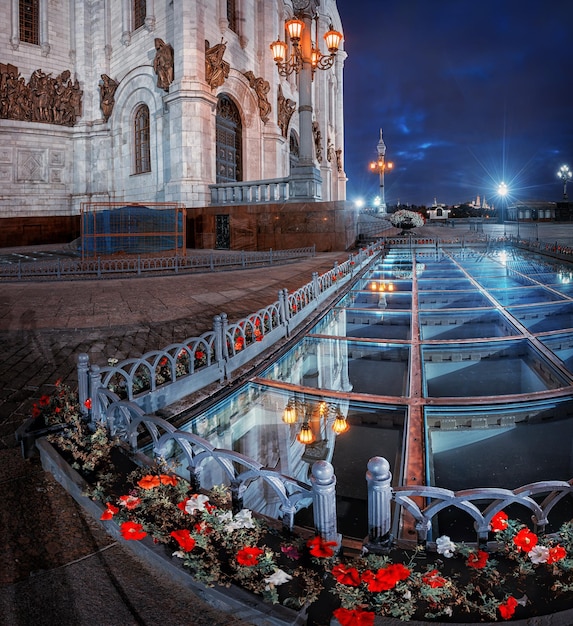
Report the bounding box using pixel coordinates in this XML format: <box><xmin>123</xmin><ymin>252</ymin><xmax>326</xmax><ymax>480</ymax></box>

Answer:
<box><xmin>153</xmin><ymin>38</ymin><xmax>174</xmax><ymax>91</ymax></box>
<box><xmin>277</xmin><ymin>85</ymin><xmax>296</xmax><ymax>138</ymax></box>
<box><xmin>99</xmin><ymin>74</ymin><xmax>119</xmax><ymax>121</ymax></box>
<box><xmin>205</xmin><ymin>39</ymin><xmax>230</xmax><ymax>90</ymax></box>
<box><xmin>17</xmin><ymin>150</ymin><xmax>47</xmax><ymax>182</ymax></box>
<box><xmin>243</xmin><ymin>71</ymin><xmax>271</xmax><ymax>122</ymax></box>
<box><xmin>0</xmin><ymin>63</ymin><xmax>82</xmax><ymax>127</ymax></box>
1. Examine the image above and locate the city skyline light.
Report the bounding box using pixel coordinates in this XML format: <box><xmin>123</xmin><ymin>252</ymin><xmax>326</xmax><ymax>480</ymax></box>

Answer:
<box><xmin>338</xmin><ymin>0</ymin><xmax>573</xmax><ymax>207</ymax></box>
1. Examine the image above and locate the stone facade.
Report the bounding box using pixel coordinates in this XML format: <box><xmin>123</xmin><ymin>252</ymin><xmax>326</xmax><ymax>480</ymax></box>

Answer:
<box><xmin>0</xmin><ymin>0</ymin><xmax>350</xmax><ymax>249</ymax></box>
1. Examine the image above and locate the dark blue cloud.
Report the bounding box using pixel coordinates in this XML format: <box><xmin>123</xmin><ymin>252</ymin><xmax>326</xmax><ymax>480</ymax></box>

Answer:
<box><xmin>337</xmin><ymin>0</ymin><xmax>573</xmax><ymax>206</ymax></box>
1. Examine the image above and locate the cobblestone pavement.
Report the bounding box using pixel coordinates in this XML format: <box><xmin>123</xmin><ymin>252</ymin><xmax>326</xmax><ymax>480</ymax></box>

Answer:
<box><xmin>0</xmin><ymin>250</ymin><xmax>343</xmax><ymax>626</ymax></box>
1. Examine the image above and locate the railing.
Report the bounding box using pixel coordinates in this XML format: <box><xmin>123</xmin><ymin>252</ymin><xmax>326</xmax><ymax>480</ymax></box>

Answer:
<box><xmin>77</xmin><ymin>243</ymin><xmax>379</xmax><ymax>416</ymax></box>
<box><xmin>209</xmin><ymin>177</ymin><xmax>290</xmax><ymax>205</ymax></box>
<box><xmin>0</xmin><ymin>246</ymin><xmax>316</xmax><ymax>282</ymax></box>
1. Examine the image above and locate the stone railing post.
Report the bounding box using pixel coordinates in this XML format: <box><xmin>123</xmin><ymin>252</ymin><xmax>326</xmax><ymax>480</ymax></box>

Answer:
<box><xmin>88</xmin><ymin>363</ymin><xmax>103</xmax><ymax>426</ymax></box>
<box><xmin>312</xmin><ymin>272</ymin><xmax>320</xmax><ymax>299</ymax></box>
<box><xmin>365</xmin><ymin>456</ymin><xmax>393</xmax><ymax>554</ymax></box>
<box><xmin>213</xmin><ymin>315</ymin><xmax>223</xmax><ymax>363</ymax></box>
<box><xmin>278</xmin><ymin>289</ymin><xmax>288</xmax><ymax>327</ymax></box>
<box><xmin>219</xmin><ymin>313</ymin><xmax>229</xmax><ymax>360</ymax></box>
<box><xmin>77</xmin><ymin>353</ymin><xmax>90</xmax><ymax>416</ymax></box>
<box><xmin>311</xmin><ymin>460</ymin><xmax>341</xmax><ymax>551</ymax></box>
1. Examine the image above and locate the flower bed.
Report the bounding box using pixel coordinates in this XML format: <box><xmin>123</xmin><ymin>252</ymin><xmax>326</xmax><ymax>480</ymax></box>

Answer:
<box><xmin>26</xmin><ymin>383</ymin><xmax>573</xmax><ymax>625</ymax></box>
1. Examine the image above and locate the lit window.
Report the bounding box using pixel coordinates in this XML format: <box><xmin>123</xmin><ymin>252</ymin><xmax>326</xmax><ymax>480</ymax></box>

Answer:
<box><xmin>134</xmin><ymin>104</ymin><xmax>151</xmax><ymax>174</ymax></box>
<box><xmin>20</xmin><ymin>0</ymin><xmax>39</xmax><ymax>45</ymax></box>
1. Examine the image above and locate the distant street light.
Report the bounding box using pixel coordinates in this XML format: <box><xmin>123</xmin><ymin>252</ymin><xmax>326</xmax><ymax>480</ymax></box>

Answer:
<box><xmin>369</xmin><ymin>129</ymin><xmax>393</xmax><ymax>213</ymax></box>
<box><xmin>557</xmin><ymin>165</ymin><xmax>572</xmax><ymax>200</ymax></box>
<box><xmin>497</xmin><ymin>182</ymin><xmax>508</xmax><ymax>235</ymax></box>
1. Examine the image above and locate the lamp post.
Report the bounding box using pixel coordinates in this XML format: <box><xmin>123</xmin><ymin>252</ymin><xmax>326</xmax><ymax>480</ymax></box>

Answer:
<box><xmin>497</xmin><ymin>181</ymin><xmax>508</xmax><ymax>236</ymax></box>
<box><xmin>557</xmin><ymin>164</ymin><xmax>572</xmax><ymax>200</ymax></box>
<box><xmin>369</xmin><ymin>129</ymin><xmax>393</xmax><ymax>213</ymax></box>
<box><xmin>270</xmin><ymin>1</ymin><xmax>343</xmax><ymax>200</ymax></box>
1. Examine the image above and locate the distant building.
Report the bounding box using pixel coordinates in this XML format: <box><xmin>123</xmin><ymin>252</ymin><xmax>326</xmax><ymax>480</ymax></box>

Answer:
<box><xmin>427</xmin><ymin>198</ymin><xmax>451</xmax><ymax>220</ymax></box>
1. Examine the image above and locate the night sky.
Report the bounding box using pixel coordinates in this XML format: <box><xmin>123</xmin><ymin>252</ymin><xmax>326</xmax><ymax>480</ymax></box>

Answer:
<box><xmin>337</xmin><ymin>0</ymin><xmax>573</xmax><ymax>208</ymax></box>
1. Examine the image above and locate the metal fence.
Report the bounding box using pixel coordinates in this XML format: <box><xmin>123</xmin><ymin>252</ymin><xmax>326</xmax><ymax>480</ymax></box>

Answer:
<box><xmin>0</xmin><ymin>246</ymin><xmax>316</xmax><ymax>282</ymax></box>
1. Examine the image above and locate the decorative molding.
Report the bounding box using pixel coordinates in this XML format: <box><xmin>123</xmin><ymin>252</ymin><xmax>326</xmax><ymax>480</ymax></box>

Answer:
<box><xmin>17</xmin><ymin>149</ymin><xmax>47</xmax><ymax>183</ymax></box>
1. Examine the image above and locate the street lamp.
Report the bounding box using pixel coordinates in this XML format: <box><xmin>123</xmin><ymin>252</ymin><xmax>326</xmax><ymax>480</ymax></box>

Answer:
<box><xmin>269</xmin><ymin>1</ymin><xmax>343</xmax><ymax>201</ymax></box>
<box><xmin>497</xmin><ymin>181</ymin><xmax>508</xmax><ymax>236</ymax></box>
<box><xmin>557</xmin><ymin>164</ymin><xmax>572</xmax><ymax>200</ymax></box>
<box><xmin>369</xmin><ymin>129</ymin><xmax>393</xmax><ymax>213</ymax></box>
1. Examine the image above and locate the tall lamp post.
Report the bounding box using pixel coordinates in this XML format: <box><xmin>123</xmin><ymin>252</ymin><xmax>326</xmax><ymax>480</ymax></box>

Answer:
<box><xmin>557</xmin><ymin>164</ymin><xmax>572</xmax><ymax>200</ymax></box>
<box><xmin>498</xmin><ymin>181</ymin><xmax>508</xmax><ymax>237</ymax></box>
<box><xmin>369</xmin><ymin>129</ymin><xmax>393</xmax><ymax>213</ymax></box>
<box><xmin>270</xmin><ymin>0</ymin><xmax>343</xmax><ymax>200</ymax></box>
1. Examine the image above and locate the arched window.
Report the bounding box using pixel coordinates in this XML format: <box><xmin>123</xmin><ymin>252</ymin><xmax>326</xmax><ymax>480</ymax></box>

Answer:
<box><xmin>19</xmin><ymin>0</ymin><xmax>39</xmax><ymax>44</ymax></box>
<box><xmin>227</xmin><ymin>0</ymin><xmax>238</xmax><ymax>34</ymax></box>
<box><xmin>134</xmin><ymin>104</ymin><xmax>151</xmax><ymax>174</ymax></box>
<box><xmin>133</xmin><ymin>0</ymin><xmax>146</xmax><ymax>30</ymax></box>
<box><xmin>216</xmin><ymin>95</ymin><xmax>242</xmax><ymax>183</ymax></box>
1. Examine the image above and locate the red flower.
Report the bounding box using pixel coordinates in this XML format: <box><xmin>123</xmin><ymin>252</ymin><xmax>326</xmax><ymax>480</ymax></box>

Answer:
<box><xmin>31</xmin><ymin>404</ymin><xmax>41</xmax><ymax>418</ymax></box>
<box><xmin>547</xmin><ymin>545</ymin><xmax>567</xmax><ymax>564</ymax></box>
<box><xmin>333</xmin><ymin>607</ymin><xmax>375</xmax><ymax>626</ymax></box>
<box><xmin>332</xmin><ymin>563</ymin><xmax>361</xmax><ymax>587</ymax></box>
<box><xmin>120</xmin><ymin>521</ymin><xmax>147</xmax><ymax>541</ymax></box>
<box><xmin>100</xmin><ymin>502</ymin><xmax>119</xmax><ymax>520</ymax></box>
<box><xmin>159</xmin><ymin>474</ymin><xmax>178</xmax><ymax>486</ymax></box>
<box><xmin>422</xmin><ymin>569</ymin><xmax>447</xmax><ymax>588</ymax></box>
<box><xmin>193</xmin><ymin>521</ymin><xmax>212</xmax><ymax>535</ymax></box>
<box><xmin>39</xmin><ymin>395</ymin><xmax>51</xmax><ymax>406</ymax></box>
<box><xmin>467</xmin><ymin>551</ymin><xmax>489</xmax><ymax>569</ymax></box>
<box><xmin>159</xmin><ymin>356</ymin><xmax>168</xmax><ymax>367</ymax></box>
<box><xmin>170</xmin><ymin>529</ymin><xmax>196</xmax><ymax>552</ymax></box>
<box><xmin>490</xmin><ymin>511</ymin><xmax>509</xmax><ymax>532</ymax></box>
<box><xmin>498</xmin><ymin>596</ymin><xmax>518</xmax><ymax>620</ymax></box>
<box><xmin>362</xmin><ymin>563</ymin><xmax>410</xmax><ymax>591</ymax></box>
<box><xmin>138</xmin><ymin>475</ymin><xmax>161</xmax><ymax>489</ymax></box>
<box><xmin>195</xmin><ymin>350</ymin><xmax>204</xmax><ymax>360</ymax></box>
<box><xmin>307</xmin><ymin>536</ymin><xmax>338</xmax><ymax>558</ymax></box>
<box><xmin>236</xmin><ymin>546</ymin><xmax>264</xmax><ymax>567</ymax></box>
<box><xmin>281</xmin><ymin>545</ymin><xmax>301</xmax><ymax>560</ymax></box>
<box><xmin>84</xmin><ymin>398</ymin><xmax>92</xmax><ymax>410</ymax></box>
<box><xmin>119</xmin><ymin>494</ymin><xmax>141</xmax><ymax>509</ymax></box>
<box><xmin>513</xmin><ymin>528</ymin><xmax>538</xmax><ymax>553</ymax></box>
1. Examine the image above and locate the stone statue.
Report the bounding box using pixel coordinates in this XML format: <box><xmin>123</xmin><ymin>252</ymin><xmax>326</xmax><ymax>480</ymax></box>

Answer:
<box><xmin>153</xmin><ymin>38</ymin><xmax>174</xmax><ymax>91</ymax></box>
<box><xmin>277</xmin><ymin>85</ymin><xmax>296</xmax><ymax>138</ymax></box>
<box><xmin>336</xmin><ymin>148</ymin><xmax>342</xmax><ymax>172</ymax></box>
<box><xmin>205</xmin><ymin>39</ymin><xmax>230</xmax><ymax>89</ymax></box>
<box><xmin>312</xmin><ymin>121</ymin><xmax>323</xmax><ymax>163</ymax></box>
<box><xmin>243</xmin><ymin>71</ymin><xmax>271</xmax><ymax>122</ymax></box>
<box><xmin>99</xmin><ymin>74</ymin><xmax>118</xmax><ymax>122</ymax></box>
<box><xmin>327</xmin><ymin>140</ymin><xmax>336</xmax><ymax>163</ymax></box>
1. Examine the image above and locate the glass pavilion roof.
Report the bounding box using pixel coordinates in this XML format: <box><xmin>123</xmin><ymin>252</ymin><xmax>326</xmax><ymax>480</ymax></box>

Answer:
<box><xmin>176</xmin><ymin>245</ymin><xmax>573</xmax><ymax>538</ymax></box>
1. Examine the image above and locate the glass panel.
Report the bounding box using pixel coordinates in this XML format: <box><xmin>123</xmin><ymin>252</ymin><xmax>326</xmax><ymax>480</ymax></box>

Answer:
<box><xmin>312</xmin><ymin>309</ymin><xmax>411</xmax><ymax>340</ymax></box>
<box><xmin>420</xmin><ymin>310</ymin><xmax>520</xmax><ymax>340</ymax></box>
<box><xmin>422</xmin><ymin>339</ymin><xmax>569</xmax><ymax>397</ymax></box>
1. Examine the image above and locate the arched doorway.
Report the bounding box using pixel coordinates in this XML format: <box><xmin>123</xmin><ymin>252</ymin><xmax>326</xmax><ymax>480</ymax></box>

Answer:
<box><xmin>216</xmin><ymin>95</ymin><xmax>242</xmax><ymax>183</ymax></box>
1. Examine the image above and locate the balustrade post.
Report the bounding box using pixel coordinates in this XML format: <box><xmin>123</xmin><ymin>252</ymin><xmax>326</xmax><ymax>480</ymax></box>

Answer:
<box><xmin>312</xmin><ymin>272</ymin><xmax>320</xmax><ymax>299</ymax></box>
<box><xmin>278</xmin><ymin>289</ymin><xmax>288</xmax><ymax>328</ymax></box>
<box><xmin>311</xmin><ymin>461</ymin><xmax>341</xmax><ymax>551</ymax></box>
<box><xmin>364</xmin><ymin>456</ymin><xmax>393</xmax><ymax>554</ymax></box>
<box><xmin>220</xmin><ymin>312</ymin><xmax>229</xmax><ymax>362</ymax></box>
<box><xmin>77</xmin><ymin>353</ymin><xmax>90</xmax><ymax>416</ymax></box>
<box><xmin>213</xmin><ymin>315</ymin><xmax>223</xmax><ymax>364</ymax></box>
<box><xmin>88</xmin><ymin>364</ymin><xmax>103</xmax><ymax>426</ymax></box>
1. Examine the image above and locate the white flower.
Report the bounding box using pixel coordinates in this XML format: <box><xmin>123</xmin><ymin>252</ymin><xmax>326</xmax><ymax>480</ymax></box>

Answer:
<box><xmin>529</xmin><ymin>545</ymin><xmax>549</xmax><ymax>564</ymax></box>
<box><xmin>225</xmin><ymin>509</ymin><xmax>255</xmax><ymax>531</ymax></box>
<box><xmin>516</xmin><ymin>595</ymin><xmax>528</xmax><ymax>607</ymax></box>
<box><xmin>216</xmin><ymin>510</ymin><xmax>233</xmax><ymax>524</ymax></box>
<box><xmin>403</xmin><ymin>590</ymin><xmax>412</xmax><ymax>600</ymax></box>
<box><xmin>172</xmin><ymin>550</ymin><xmax>185</xmax><ymax>559</ymax></box>
<box><xmin>436</xmin><ymin>535</ymin><xmax>456</xmax><ymax>558</ymax></box>
<box><xmin>264</xmin><ymin>569</ymin><xmax>293</xmax><ymax>589</ymax></box>
<box><xmin>184</xmin><ymin>493</ymin><xmax>210</xmax><ymax>515</ymax></box>
<box><xmin>444</xmin><ymin>607</ymin><xmax>453</xmax><ymax>617</ymax></box>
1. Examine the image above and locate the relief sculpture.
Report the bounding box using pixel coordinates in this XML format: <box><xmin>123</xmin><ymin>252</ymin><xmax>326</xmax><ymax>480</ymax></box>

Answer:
<box><xmin>0</xmin><ymin>63</ymin><xmax>82</xmax><ymax>127</ymax></box>
<box><xmin>205</xmin><ymin>39</ymin><xmax>230</xmax><ymax>90</ymax></box>
<box><xmin>243</xmin><ymin>71</ymin><xmax>271</xmax><ymax>122</ymax></box>
<box><xmin>277</xmin><ymin>85</ymin><xmax>296</xmax><ymax>138</ymax></box>
<box><xmin>153</xmin><ymin>38</ymin><xmax>174</xmax><ymax>91</ymax></box>
<box><xmin>99</xmin><ymin>74</ymin><xmax>118</xmax><ymax>122</ymax></box>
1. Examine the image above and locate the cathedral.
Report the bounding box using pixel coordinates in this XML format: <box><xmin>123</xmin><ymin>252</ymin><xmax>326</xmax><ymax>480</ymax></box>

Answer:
<box><xmin>0</xmin><ymin>0</ymin><xmax>351</xmax><ymax>251</ymax></box>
